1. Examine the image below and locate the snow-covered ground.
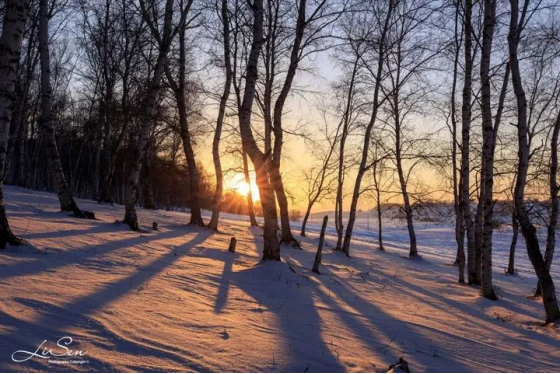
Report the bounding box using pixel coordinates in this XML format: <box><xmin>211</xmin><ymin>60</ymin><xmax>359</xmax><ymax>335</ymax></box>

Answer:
<box><xmin>0</xmin><ymin>186</ymin><xmax>559</xmax><ymax>372</ymax></box>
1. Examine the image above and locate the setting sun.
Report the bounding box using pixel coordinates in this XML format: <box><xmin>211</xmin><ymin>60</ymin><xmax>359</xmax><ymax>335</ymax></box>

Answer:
<box><xmin>226</xmin><ymin>174</ymin><xmax>260</xmax><ymax>201</ymax></box>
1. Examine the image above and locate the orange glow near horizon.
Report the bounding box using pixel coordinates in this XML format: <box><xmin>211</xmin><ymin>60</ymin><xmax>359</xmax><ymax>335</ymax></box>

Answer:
<box><xmin>227</xmin><ymin>174</ymin><xmax>260</xmax><ymax>201</ymax></box>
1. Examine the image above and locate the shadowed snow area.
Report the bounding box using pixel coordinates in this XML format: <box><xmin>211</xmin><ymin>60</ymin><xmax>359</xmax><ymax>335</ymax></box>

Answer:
<box><xmin>0</xmin><ymin>186</ymin><xmax>559</xmax><ymax>372</ymax></box>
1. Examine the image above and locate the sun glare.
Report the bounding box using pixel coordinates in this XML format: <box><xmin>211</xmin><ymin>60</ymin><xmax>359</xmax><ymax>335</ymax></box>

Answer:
<box><xmin>227</xmin><ymin>174</ymin><xmax>260</xmax><ymax>201</ymax></box>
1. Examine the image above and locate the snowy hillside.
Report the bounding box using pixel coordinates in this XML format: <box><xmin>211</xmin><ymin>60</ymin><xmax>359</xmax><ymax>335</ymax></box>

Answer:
<box><xmin>0</xmin><ymin>186</ymin><xmax>559</xmax><ymax>372</ymax></box>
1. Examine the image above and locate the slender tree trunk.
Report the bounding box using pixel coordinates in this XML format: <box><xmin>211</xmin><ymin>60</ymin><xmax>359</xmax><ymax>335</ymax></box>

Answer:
<box><xmin>506</xmin><ymin>213</ymin><xmax>518</xmax><ymax>275</ymax></box>
<box><xmin>451</xmin><ymin>1</ymin><xmax>465</xmax><ymax>282</ymax></box>
<box><xmin>180</xmin><ymin>110</ymin><xmax>204</xmax><ymax>225</ymax></box>
<box><xmin>238</xmin><ymin>0</ymin><xmax>279</xmax><ymax>260</ymax></box>
<box><xmin>373</xmin><ymin>162</ymin><xmax>384</xmax><ymax>251</ymax></box>
<box><xmin>474</xmin><ymin>165</ymin><xmax>484</xmax><ymax>280</ymax></box>
<box><xmin>334</xmin><ymin>54</ymin><xmax>360</xmax><ymax>252</ymax></box>
<box><xmin>123</xmin><ymin>0</ymin><xmax>175</xmax><ymax>230</ymax></box>
<box><xmin>39</xmin><ymin>0</ymin><xmax>91</xmax><ymax>219</ymax></box>
<box><xmin>208</xmin><ymin>0</ymin><xmax>233</xmax><ymax>230</ymax></box>
<box><xmin>534</xmin><ymin>107</ymin><xmax>560</xmax><ymax>297</ymax></box>
<box><xmin>270</xmin><ymin>164</ymin><xmax>297</xmax><ymax>244</ymax></box>
<box><xmin>165</xmin><ymin>6</ymin><xmax>203</xmax><ymax>226</ymax></box>
<box><xmin>242</xmin><ymin>147</ymin><xmax>258</xmax><ymax>227</ymax></box>
<box><xmin>342</xmin><ymin>0</ymin><xmax>394</xmax><ymax>257</ymax></box>
<box><xmin>269</xmin><ymin>0</ymin><xmax>309</xmax><ymax>247</ymax></box>
<box><xmin>460</xmin><ymin>0</ymin><xmax>478</xmax><ymax>285</ymax></box>
<box><xmin>508</xmin><ymin>0</ymin><xmax>560</xmax><ymax>323</ymax></box>
<box><xmin>394</xmin><ymin>103</ymin><xmax>418</xmax><ymax>257</ymax></box>
<box><xmin>0</xmin><ymin>0</ymin><xmax>29</xmax><ymax>248</ymax></box>
<box><xmin>301</xmin><ymin>202</ymin><xmax>312</xmax><ymax>237</ymax></box>
<box><xmin>312</xmin><ymin>215</ymin><xmax>328</xmax><ymax>274</ymax></box>
<box><xmin>479</xmin><ymin>0</ymin><xmax>498</xmax><ymax>300</ymax></box>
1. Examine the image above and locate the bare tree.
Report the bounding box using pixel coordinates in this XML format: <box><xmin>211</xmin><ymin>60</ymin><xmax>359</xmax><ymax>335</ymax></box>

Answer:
<box><xmin>333</xmin><ymin>41</ymin><xmax>363</xmax><ymax>251</ymax></box>
<box><xmin>381</xmin><ymin>0</ymin><xmax>440</xmax><ymax>258</ymax></box>
<box><xmin>0</xmin><ymin>0</ymin><xmax>30</xmax><ymax>248</ymax></box>
<box><xmin>237</xmin><ymin>0</ymin><xmax>280</xmax><ymax>260</ymax></box>
<box><xmin>535</xmin><ymin>108</ymin><xmax>560</xmax><ymax>296</ymax></box>
<box><xmin>39</xmin><ymin>0</ymin><xmax>93</xmax><ymax>219</ymax></box>
<box><xmin>341</xmin><ymin>0</ymin><xmax>394</xmax><ymax>257</ymax></box>
<box><xmin>122</xmin><ymin>0</ymin><xmax>189</xmax><ymax>230</ymax></box>
<box><xmin>259</xmin><ymin>0</ymin><xmax>341</xmax><ymax>246</ymax></box>
<box><xmin>508</xmin><ymin>0</ymin><xmax>560</xmax><ymax>323</ymax></box>
<box><xmin>371</xmin><ymin>138</ymin><xmax>390</xmax><ymax>251</ymax></box>
<box><xmin>459</xmin><ymin>0</ymin><xmax>480</xmax><ymax>286</ymax></box>
<box><xmin>478</xmin><ymin>0</ymin><xmax>499</xmax><ymax>299</ymax></box>
<box><xmin>230</xmin><ymin>0</ymin><xmax>259</xmax><ymax>228</ymax></box>
<box><xmin>164</xmin><ymin>0</ymin><xmax>201</xmax><ymax>226</ymax></box>
<box><xmin>208</xmin><ymin>0</ymin><xmax>233</xmax><ymax>230</ymax></box>
<box><xmin>449</xmin><ymin>0</ymin><xmax>465</xmax><ymax>283</ymax></box>
<box><xmin>300</xmin><ymin>118</ymin><xmax>339</xmax><ymax>236</ymax></box>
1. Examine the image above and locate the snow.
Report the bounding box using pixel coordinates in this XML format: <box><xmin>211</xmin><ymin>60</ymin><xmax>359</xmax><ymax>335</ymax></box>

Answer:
<box><xmin>0</xmin><ymin>186</ymin><xmax>559</xmax><ymax>372</ymax></box>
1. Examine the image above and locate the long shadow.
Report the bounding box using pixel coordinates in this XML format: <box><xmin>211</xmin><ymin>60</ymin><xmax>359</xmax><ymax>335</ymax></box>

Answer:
<box><xmin>0</xmin><ymin>224</ymin><xmax>192</xmax><ymax>282</ymax></box>
<box><xmin>0</xmin><ymin>230</ymin><xmax>213</xmax><ymax>372</ymax></box>
<box><xmin>22</xmin><ymin>223</ymin><xmax>126</xmax><ymax>240</ymax></box>
<box><xmin>230</xmin><ymin>262</ymin><xmax>346</xmax><ymax>373</ymax></box>
<box><xmin>385</xmin><ymin>269</ymin><xmax>560</xmax><ymax>352</ymax></box>
<box><xmin>312</xmin><ymin>275</ymin><xmax>474</xmax><ymax>372</ymax></box>
<box><xmin>280</xmin><ymin>247</ymin><xmax>477</xmax><ymax>371</ymax></box>
<box><xmin>318</xmin><ymin>259</ymin><xmax>560</xmax><ymax>372</ymax></box>
<box><xmin>213</xmin><ymin>254</ymin><xmax>235</xmax><ymax>314</ymax></box>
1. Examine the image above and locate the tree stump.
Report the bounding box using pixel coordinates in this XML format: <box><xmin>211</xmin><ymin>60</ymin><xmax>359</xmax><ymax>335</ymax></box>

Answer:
<box><xmin>228</xmin><ymin>237</ymin><xmax>237</xmax><ymax>253</ymax></box>
<box><xmin>312</xmin><ymin>215</ymin><xmax>328</xmax><ymax>274</ymax></box>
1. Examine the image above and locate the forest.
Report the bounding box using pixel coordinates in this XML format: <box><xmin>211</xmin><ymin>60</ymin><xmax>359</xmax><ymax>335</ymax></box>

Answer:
<box><xmin>1</xmin><ymin>0</ymin><xmax>560</xmax><ymax>372</ymax></box>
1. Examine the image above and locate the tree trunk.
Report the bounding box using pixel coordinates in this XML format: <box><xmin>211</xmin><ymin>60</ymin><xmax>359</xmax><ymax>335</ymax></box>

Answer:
<box><xmin>242</xmin><ymin>147</ymin><xmax>258</xmax><ymax>227</ymax></box>
<box><xmin>507</xmin><ymin>213</ymin><xmax>518</xmax><ymax>275</ymax></box>
<box><xmin>39</xmin><ymin>0</ymin><xmax>92</xmax><ymax>219</ymax></box>
<box><xmin>341</xmin><ymin>0</ymin><xmax>394</xmax><ymax>257</ymax></box>
<box><xmin>479</xmin><ymin>0</ymin><xmax>498</xmax><ymax>300</ymax></box>
<box><xmin>0</xmin><ymin>0</ymin><xmax>30</xmax><ymax>248</ymax></box>
<box><xmin>301</xmin><ymin>204</ymin><xmax>312</xmax><ymax>237</ymax></box>
<box><xmin>163</xmin><ymin>5</ymin><xmax>204</xmax><ymax>226</ymax></box>
<box><xmin>508</xmin><ymin>0</ymin><xmax>560</xmax><ymax>323</ymax></box>
<box><xmin>460</xmin><ymin>0</ymin><xmax>479</xmax><ymax>286</ymax></box>
<box><xmin>237</xmin><ymin>0</ymin><xmax>279</xmax><ymax>260</ymax></box>
<box><xmin>270</xmin><ymin>164</ymin><xmax>298</xmax><ymax>245</ymax></box>
<box><xmin>179</xmin><ymin>103</ymin><xmax>204</xmax><ymax>226</ymax></box>
<box><xmin>451</xmin><ymin>1</ymin><xmax>465</xmax><ymax>283</ymax></box>
<box><xmin>269</xmin><ymin>0</ymin><xmax>309</xmax><ymax>247</ymax></box>
<box><xmin>373</xmin><ymin>162</ymin><xmax>384</xmax><ymax>251</ymax></box>
<box><xmin>534</xmin><ymin>108</ymin><xmax>560</xmax><ymax>297</ymax></box>
<box><xmin>123</xmin><ymin>0</ymin><xmax>175</xmax><ymax>230</ymax></box>
<box><xmin>312</xmin><ymin>215</ymin><xmax>328</xmax><ymax>274</ymax></box>
<box><xmin>395</xmin><ymin>111</ymin><xmax>418</xmax><ymax>257</ymax></box>
<box><xmin>334</xmin><ymin>54</ymin><xmax>360</xmax><ymax>252</ymax></box>
<box><xmin>208</xmin><ymin>0</ymin><xmax>233</xmax><ymax>231</ymax></box>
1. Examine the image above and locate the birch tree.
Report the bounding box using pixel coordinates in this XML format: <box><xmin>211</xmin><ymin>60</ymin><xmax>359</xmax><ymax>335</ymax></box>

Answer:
<box><xmin>341</xmin><ymin>0</ymin><xmax>394</xmax><ymax>256</ymax></box>
<box><xmin>164</xmin><ymin>0</ymin><xmax>201</xmax><ymax>226</ymax></box>
<box><xmin>300</xmin><ymin>118</ymin><xmax>339</xmax><ymax>236</ymax></box>
<box><xmin>381</xmin><ymin>0</ymin><xmax>440</xmax><ymax>258</ymax></box>
<box><xmin>0</xmin><ymin>0</ymin><xmax>30</xmax><ymax>248</ymax></box>
<box><xmin>237</xmin><ymin>0</ymin><xmax>280</xmax><ymax>260</ymax></box>
<box><xmin>508</xmin><ymin>0</ymin><xmax>560</xmax><ymax>323</ymax></box>
<box><xmin>208</xmin><ymin>0</ymin><xmax>233</xmax><ymax>230</ymax></box>
<box><xmin>122</xmin><ymin>0</ymin><xmax>189</xmax><ymax>230</ymax></box>
<box><xmin>39</xmin><ymin>0</ymin><xmax>93</xmax><ymax>219</ymax></box>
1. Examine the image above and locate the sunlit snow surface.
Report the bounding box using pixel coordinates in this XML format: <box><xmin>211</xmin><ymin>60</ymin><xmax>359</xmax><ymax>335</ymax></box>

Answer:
<box><xmin>0</xmin><ymin>186</ymin><xmax>559</xmax><ymax>372</ymax></box>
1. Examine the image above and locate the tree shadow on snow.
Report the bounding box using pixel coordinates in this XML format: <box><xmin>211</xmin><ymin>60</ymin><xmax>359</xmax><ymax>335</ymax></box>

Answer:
<box><xmin>227</xmin><ymin>261</ymin><xmax>346</xmax><ymax>373</ymax></box>
<box><xmin>0</xmin><ymin>230</ymin><xmax>213</xmax><ymax>372</ymax></box>
<box><xmin>0</xmin><ymin>224</ymin><xmax>195</xmax><ymax>282</ymax></box>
